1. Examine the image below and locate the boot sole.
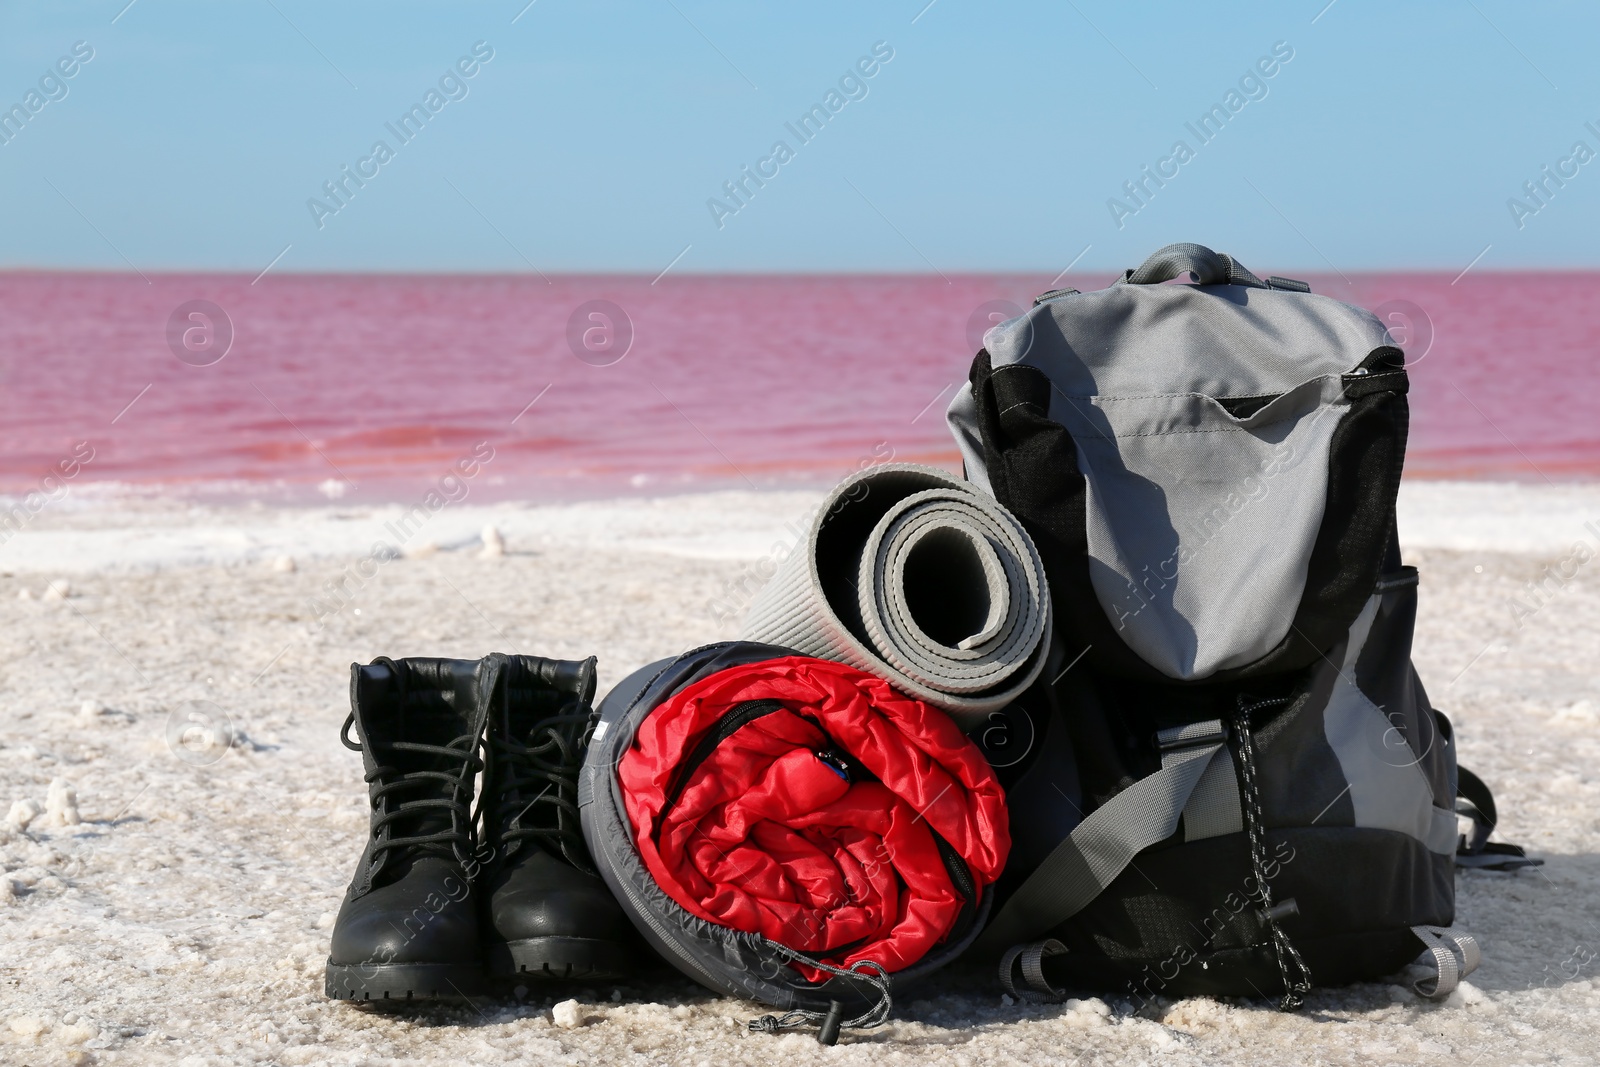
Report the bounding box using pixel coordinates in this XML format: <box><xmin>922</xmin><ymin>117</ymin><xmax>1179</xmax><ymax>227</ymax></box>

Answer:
<box><xmin>324</xmin><ymin>962</ymin><xmax>487</xmax><ymax>1002</ymax></box>
<box><xmin>486</xmin><ymin>936</ymin><xmax>632</xmax><ymax>981</ymax></box>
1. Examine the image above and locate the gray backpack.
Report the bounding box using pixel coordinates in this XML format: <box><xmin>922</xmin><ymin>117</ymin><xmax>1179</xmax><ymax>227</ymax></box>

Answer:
<box><xmin>947</xmin><ymin>243</ymin><xmax>1538</xmax><ymax>1007</ymax></box>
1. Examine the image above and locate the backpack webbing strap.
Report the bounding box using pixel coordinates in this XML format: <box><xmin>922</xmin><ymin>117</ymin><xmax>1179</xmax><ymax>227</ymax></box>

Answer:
<box><xmin>1169</xmin><ymin>739</ymin><xmax>1242</xmax><ymax>841</ymax></box>
<box><xmin>975</xmin><ymin>721</ymin><xmax>1228</xmax><ymax>954</ymax></box>
<box><xmin>1455</xmin><ymin>765</ymin><xmax>1543</xmax><ymax>871</ymax></box>
<box><xmin>1455</xmin><ymin>766</ymin><xmax>1499</xmax><ymax>854</ymax></box>
<box><xmin>1410</xmin><ymin>926</ymin><xmax>1481</xmax><ymax>999</ymax></box>
<box><xmin>998</xmin><ymin>939</ymin><xmax>1069</xmax><ymax>1002</ymax></box>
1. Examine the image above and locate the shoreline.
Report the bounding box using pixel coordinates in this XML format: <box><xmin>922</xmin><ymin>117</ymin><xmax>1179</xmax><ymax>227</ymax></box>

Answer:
<box><xmin>2</xmin><ymin>479</ymin><xmax>1598</xmax><ymax>577</ymax></box>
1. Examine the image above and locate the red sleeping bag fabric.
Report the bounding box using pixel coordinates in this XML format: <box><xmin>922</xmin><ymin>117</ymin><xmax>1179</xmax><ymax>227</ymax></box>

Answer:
<box><xmin>620</xmin><ymin>656</ymin><xmax>1009</xmax><ymax>979</ymax></box>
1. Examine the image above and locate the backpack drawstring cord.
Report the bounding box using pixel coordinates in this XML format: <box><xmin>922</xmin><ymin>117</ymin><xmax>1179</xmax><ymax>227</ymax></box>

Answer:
<box><xmin>747</xmin><ymin>943</ymin><xmax>892</xmax><ymax>1045</ymax></box>
<box><xmin>1233</xmin><ymin>695</ymin><xmax>1314</xmax><ymax>1011</ymax></box>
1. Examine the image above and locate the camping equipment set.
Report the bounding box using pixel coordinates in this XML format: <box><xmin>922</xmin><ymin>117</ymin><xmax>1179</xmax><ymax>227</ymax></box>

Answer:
<box><xmin>324</xmin><ymin>244</ymin><xmax>1538</xmax><ymax>1043</ymax></box>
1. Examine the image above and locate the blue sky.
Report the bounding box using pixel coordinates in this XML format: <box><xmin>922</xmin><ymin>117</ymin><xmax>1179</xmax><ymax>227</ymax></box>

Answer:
<box><xmin>2</xmin><ymin>1</ymin><xmax>1597</xmax><ymax>273</ymax></box>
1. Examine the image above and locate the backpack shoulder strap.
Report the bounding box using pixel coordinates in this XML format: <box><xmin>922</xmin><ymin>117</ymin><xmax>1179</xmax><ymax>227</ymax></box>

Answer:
<box><xmin>974</xmin><ymin>720</ymin><xmax>1229</xmax><ymax>954</ymax></box>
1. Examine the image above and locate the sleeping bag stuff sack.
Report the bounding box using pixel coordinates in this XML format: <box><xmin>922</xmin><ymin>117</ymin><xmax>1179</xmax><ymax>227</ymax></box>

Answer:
<box><xmin>739</xmin><ymin>462</ymin><xmax>1051</xmax><ymax>728</ymax></box>
<box><xmin>946</xmin><ymin>243</ymin><xmax>1540</xmax><ymax>1009</ymax></box>
<box><xmin>579</xmin><ymin>641</ymin><xmax>1009</xmax><ymax>1040</ymax></box>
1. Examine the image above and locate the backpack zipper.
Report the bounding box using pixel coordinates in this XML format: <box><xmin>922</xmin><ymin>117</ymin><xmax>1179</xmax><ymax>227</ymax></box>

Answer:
<box><xmin>935</xmin><ymin>835</ymin><xmax>975</xmax><ymax>901</ymax></box>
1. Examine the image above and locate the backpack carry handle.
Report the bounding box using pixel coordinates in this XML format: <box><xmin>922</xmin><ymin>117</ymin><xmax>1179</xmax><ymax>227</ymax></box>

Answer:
<box><xmin>1122</xmin><ymin>242</ymin><xmax>1269</xmax><ymax>289</ymax></box>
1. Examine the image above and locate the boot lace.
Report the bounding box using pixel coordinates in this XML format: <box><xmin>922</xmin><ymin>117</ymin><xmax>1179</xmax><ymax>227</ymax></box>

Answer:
<box><xmin>490</xmin><ymin>682</ymin><xmax>594</xmax><ymax>874</ymax></box>
<box><xmin>341</xmin><ymin>656</ymin><xmax>483</xmax><ymax>870</ymax></box>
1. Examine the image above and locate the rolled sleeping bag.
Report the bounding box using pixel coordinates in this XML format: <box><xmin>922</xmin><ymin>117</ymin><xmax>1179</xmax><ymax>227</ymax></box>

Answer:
<box><xmin>740</xmin><ymin>463</ymin><xmax>1052</xmax><ymax>728</ymax></box>
<box><xmin>580</xmin><ymin>641</ymin><xmax>1010</xmax><ymax>1027</ymax></box>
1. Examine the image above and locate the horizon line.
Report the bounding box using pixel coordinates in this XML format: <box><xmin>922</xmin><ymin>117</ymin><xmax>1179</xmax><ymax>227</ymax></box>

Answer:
<box><xmin>4</xmin><ymin>265</ymin><xmax>1598</xmax><ymax>279</ymax></box>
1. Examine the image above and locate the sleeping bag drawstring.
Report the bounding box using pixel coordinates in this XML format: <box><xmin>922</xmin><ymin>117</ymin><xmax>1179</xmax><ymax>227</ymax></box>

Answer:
<box><xmin>747</xmin><ymin>942</ymin><xmax>892</xmax><ymax>1045</ymax></box>
<box><xmin>1233</xmin><ymin>695</ymin><xmax>1313</xmax><ymax>1011</ymax></box>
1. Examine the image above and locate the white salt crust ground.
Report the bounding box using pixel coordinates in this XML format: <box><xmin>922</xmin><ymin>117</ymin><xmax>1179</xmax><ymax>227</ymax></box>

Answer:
<box><xmin>1</xmin><ymin>482</ymin><xmax>1598</xmax><ymax>1066</ymax></box>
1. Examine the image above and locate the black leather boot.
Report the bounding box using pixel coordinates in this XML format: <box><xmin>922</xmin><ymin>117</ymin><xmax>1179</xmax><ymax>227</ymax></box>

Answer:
<box><xmin>325</xmin><ymin>657</ymin><xmax>490</xmax><ymax>1002</ymax></box>
<box><xmin>479</xmin><ymin>653</ymin><xmax>633</xmax><ymax>980</ymax></box>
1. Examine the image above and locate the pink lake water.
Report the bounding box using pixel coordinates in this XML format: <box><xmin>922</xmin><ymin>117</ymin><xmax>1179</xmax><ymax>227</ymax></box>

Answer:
<box><xmin>1</xmin><ymin>272</ymin><xmax>1596</xmax><ymax>503</ymax></box>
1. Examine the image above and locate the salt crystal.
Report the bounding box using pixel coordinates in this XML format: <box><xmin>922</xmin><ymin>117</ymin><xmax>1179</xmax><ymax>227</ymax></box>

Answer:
<box><xmin>1079</xmin><ymin>997</ymin><xmax>1112</xmax><ymax>1017</ymax></box>
<box><xmin>16</xmin><ymin>588</ymin><xmax>32</xmax><ymax>601</ymax></box>
<box><xmin>1554</xmin><ymin>700</ymin><xmax>1598</xmax><ymax>724</ymax></box>
<box><xmin>551</xmin><ymin>999</ymin><xmax>583</xmax><ymax>1028</ymax></box>
<box><xmin>480</xmin><ymin>525</ymin><xmax>506</xmax><ymax>559</ymax></box>
<box><xmin>79</xmin><ymin>699</ymin><xmax>107</xmax><ymax>722</ymax></box>
<box><xmin>56</xmin><ymin>1021</ymin><xmax>99</xmax><ymax>1045</ymax></box>
<box><xmin>404</xmin><ymin>541</ymin><xmax>440</xmax><ymax>559</ymax></box>
<box><xmin>272</xmin><ymin>555</ymin><xmax>297</xmax><ymax>573</ymax></box>
<box><xmin>7</xmin><ymin>1015</ymin><xmax>45</xmax><ymax>1036</ymax></box>
<box><xmin>42</xmin><ymin>579</ymin><xmax>70</xmax><ymax>601</ymax></box>
<box><xmin>47</xmin><ymin>779</ymin><xmax>81</xmax><ymax>827</ymax></box>
<box><xmin>6</xmin><ymin>798</ymin><xmax>42</xmax><ymax>831</ymax></box>
<box><xmin>1149</xmin><ymin>1028</ymin><xmax>1180</xmax><ymax>1051</ymax></box>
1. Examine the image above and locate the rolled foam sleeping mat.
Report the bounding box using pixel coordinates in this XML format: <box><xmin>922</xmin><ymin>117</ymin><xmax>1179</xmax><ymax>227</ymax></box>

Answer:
<box><xmin>579</xmin><ymin>641</ymin><xmax>1009</xmax><ymax>1018</ymax></box>
<box><xmin>740</xmin><ymin>463</ymin><xmax>1052</xmax><ymax>727</ymax></box>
